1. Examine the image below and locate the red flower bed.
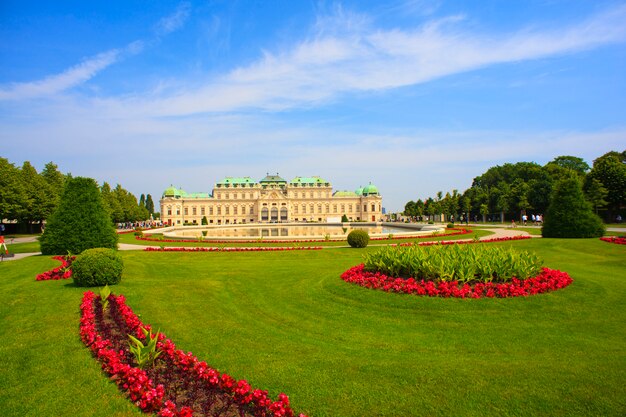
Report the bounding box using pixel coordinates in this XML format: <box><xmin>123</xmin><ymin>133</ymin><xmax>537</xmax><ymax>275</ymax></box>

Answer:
<box><xmin>135</xmin><ymin>228</ymin><xmax>472</xmax><ymax>244</ymax></box>
<box><xmin>600</xmin><ymin>236</ymin><xmax>626</xmax><ymax>245</ymax></box>
<box><xmin>36</xmin><ymin>255</ymin><xmax>75</xmax><ymax>281</ymax></box>
<box><xmin>397</xmin><ymin>235</ymin><xmax>531</xmax><ymax>247</ymax></box>
<box><xmin>80</xmin><ymin>291</ymin><xmax>307</xmax><ymax>417</ymax></box>
<box><xmin>340</xmin><ymin>264</ymin><xmax>572</xmax><ymax>298</ymax></box>
<box><xmin>144</xmin><ymin>246</ymin><xmax>323</xmax><ymax>252</ymax></box>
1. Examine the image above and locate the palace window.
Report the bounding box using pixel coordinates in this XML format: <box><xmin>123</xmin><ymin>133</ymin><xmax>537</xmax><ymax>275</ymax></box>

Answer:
<box><xmin>201</xmin><ymin>207</ymin><xmax>205</xmax><ymax>215</ymax></box>
<box><xmin>234</xmin><ymin>206</ymin><xmax>238</xmax><ymax>215</ymax></box>
<box><xmin>192</xmin><ymin>207</ymin><xmax>197</xmax><ymax>215</ymax></box>
<box><xmin>209</xmin><ymin>207</ymin><xmax>213</xmax><ymax>215</ymax></box>
<box><xmin>184</xmin><ymin>208</ymin><xmax>188</xmax><ymax>215</ymax></box>
<box><xmin>217</xmin><ymin>206</ymin><xmax>222</xmax><ymax>215</ymax></box>
<box><xmin>372</xmin><ymin>204</ymin><xmax>376</xmax><ymax>212</ymax></box>
<box><xmin>226</xmin><ymin>206</ymin><xmax>230</xmax><ymax>215</ymax></box>
<box><xmin>341</xmin><ymin>204</ymin><xmax>345</xmax><ymax>213</ymax></box>
<box><xmin>302</xmin><ymin>204</ymin><xmax>306</xmax><ymax>214</ymax></box>
<box><xmin>363</xmin><ymin>204</ymin><xmax>367</xmax><ymax>212</ymax></box>
<box><xmin>176</xmin><ymin>209</ymin><xmax>180</xmax><ymax>215</ymax></box>
<box><xmin>250</xmin><ymin>205</ymin><xmax>254</xmax><ymax>214</ymax></box>
<box><xmin>333</xmin><ymin>205</ymin><xmax>337</xmax><ymax>213</ymax></box>
<box><xmin>242</xmin><ymin>206</ymin><xmax>246</xmax><ymax>215</ymax></box>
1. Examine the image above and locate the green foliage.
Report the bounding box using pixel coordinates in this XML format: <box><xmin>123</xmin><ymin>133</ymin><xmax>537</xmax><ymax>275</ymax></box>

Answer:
<box><xmin>364</xmin><ymin>244</ymin><xmax>543</xmax><ymax>283</ymax></box>
<box><xmin>72</xmin><ymin>248</ymin><xmax>123</xmax><ymax>287</ymax></box>
<box><xmin>0</xmin><ymin>157</ymin><xmax>26</xmax><ymax>221</ymax></box>
<box><xmin>134</xmin><ymin>227</ymin><xmax>144</xmax><ymax>237</ymax></box>
<box><xmin>99</xmin><ymin>285</ymin><xmax>111</xmax><ymax>311</ymax></box>
<box><xmin>587</xmin><ymin>151</ymin><xmax>626</xmax><ymax>214</ymax></box>
<box><xmin>201</xmin><ymin>216</ymin><xmax>208</xmax><ymax>225</ymax></box>
<box><xmin>447</xmin><ymin>223</ymin><xmax>455</xmax><ymax>228</ymax></box>
<box><xmin>542</xmin><ymin>176</ymin><xmax>605</xmax><ymax>238</ymax></box>
<box><xmin>347</xmin><ymin>229</ymin><xmax>369</xmax><ymax>248</ymax></box>
<box><xmin>128</xmin><ymin>327</ymin><xmax>162</xmax><ymax>369</ymax></box>
<box><xmin>341</xmin><ymin>214</ymin><xmax>349</xmax><ymax>222</ymax></box>
<box><xmin>40</xmin><ymin>177</ymin><xmax>118</xmax><ymax>255</ymax></box>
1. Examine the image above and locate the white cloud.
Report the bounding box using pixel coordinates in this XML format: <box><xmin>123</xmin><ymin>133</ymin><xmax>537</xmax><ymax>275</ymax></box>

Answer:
<box><xmin>155</xmin><ymin>2</ymin><xmax>191</xmax><ymax>36</ymax></box>
<box><xmin>126</xmin><ymin>3</ymin><xmax>626</xmax><ymax>116</ymax></box>
<box><xmin>0</xmin><ymin>50</ymin><xmax>120</xmax><ymax>101</ymax></box>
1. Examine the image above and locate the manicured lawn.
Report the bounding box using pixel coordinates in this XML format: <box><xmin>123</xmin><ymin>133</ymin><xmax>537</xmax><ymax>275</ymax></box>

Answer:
<box><xmin>1</xmin><ymin>238</ymin><xmax>625</xmax><ymax>416</ymax></box>
<box><xmin>3</xmin><ymin>240</ymin><xmax>40</xmax><ymax>254</ymax></box>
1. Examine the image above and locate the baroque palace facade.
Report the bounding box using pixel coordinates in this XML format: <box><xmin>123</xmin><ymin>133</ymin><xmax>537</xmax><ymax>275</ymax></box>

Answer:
<box><xmin>160</xmin><ymin>174</ymin><xmax>382</xmax><ymax>225</ymax></box>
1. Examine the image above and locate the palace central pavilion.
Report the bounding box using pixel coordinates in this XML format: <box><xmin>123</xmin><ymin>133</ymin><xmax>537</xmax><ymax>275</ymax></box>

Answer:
<box><xmin>160</xmin><ymin>174</ymin><xmax>382</xmax><ymax>225</ymax></box>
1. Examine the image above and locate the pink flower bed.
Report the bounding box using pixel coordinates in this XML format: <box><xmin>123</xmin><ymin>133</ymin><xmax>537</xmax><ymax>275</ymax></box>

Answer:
<box><xmin>600</xmin><ymin>236</ymin><xmax>626</xmax><ymax>245</ymax></box>
<box><xmin>340</xmin><ymin>264</ymin><xmax>572</xmax><ymax>298</ymax></box>
<box><xmin>144</xmin><ymin>246</ymin><xmax>323</xmax><ymax>252</ymax></box>
<box><xmin>396</xmin><ymin>235</ymin><xmax>531</xmax><ymax>247</ymax></box>
<box><xmin>135</xmin><ymin>228</ymin><xmax>472</xmax><ymax>244</ymax></box>
<box><xmin>36</xmin><ymin>255</ymin><xmax>75</xmax><ymax>281</ymax></box>
<box><xmin>80</xmin><ymin>291</ymin><xmax>307</xmax><ymax>417</ymax></box>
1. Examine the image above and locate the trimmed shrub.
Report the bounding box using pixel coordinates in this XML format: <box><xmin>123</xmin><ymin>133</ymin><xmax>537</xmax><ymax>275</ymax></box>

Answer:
<box><xmin>542</xmin><ymin>176</ymin><xmax>605</xmax><ymax>238</ymax></box>
<box><xmin>347</xmin><ymin>229</ymin><xmax>370</xmax><ymax>248</ymax></box>
<box><xmin>341</xmin><ymin>214</ymin><xmax>349</xmax><ymax>223</ymax></box>
<box><xmin>40</xmin><ymin>177</ymin><xmax>118</xmax><ymax>255</ymax></box>
<box><xmin>72</xmin><ymin>248</ymin><xmax>123</xmax><ymax>287</ymax></box>
<box><xmin>447</xmin><ymin>223</ymin><xmax>455</xmax><ymax>228</ymax></box>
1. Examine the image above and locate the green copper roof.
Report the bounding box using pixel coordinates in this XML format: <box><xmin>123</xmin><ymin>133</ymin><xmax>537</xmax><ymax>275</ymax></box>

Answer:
<box><xmin>216</xmin><ymin>177</ymin><xmax>257</xmax><ymax>186</ymax></box>
<box><xmin>290</xmin><ymin>176</ymin><xmax>330</xmax><ymax>185</ymax></box>
<box><xmin>362</xmin><ymin>182</ymin><xmax>379</xmax><ymax>195</ymax></box>
<box><xmin>188</xmin><ymin>192</ymin><xmax>212</xmax><ymax>198</ymax></box>
<box><xmin>163</xmin><ymin>186</ymin><xmax>187</xmax><ymax>198</ymax></box>
<box><xmin>355</xmin><ymin>186</ymin><xmax>364</xmax><ymax>196</ymax></box>
<box><xmin>333</xmin><ymin>190</ymin><xmax>358</xmax><ymax>197</ymax></box>
<box><xmin>259</xmin><ymin>174</ymin><xmax>286</xmax><ymax>183</ymax></box>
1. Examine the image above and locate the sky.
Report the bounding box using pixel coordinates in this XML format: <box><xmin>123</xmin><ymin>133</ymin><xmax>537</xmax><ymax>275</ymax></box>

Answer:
<box><xmin>1</xmin><ymin>0</ymin><xmax>625</xmax><ymax>212</ymax></box>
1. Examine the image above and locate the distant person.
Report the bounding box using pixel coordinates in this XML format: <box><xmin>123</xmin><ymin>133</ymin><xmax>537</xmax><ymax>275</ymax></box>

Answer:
<box><xmin>522</xmin><ymin>214</ymin><xmax>528</xmax><ymax>225</ymax></box>
<box><xmin>0</xmin><ymin>223</ymin><xmax>4</xmax><ymax>235</ymax></box>
<box><xmin>616</xmin><ymin>215</ymin><xmax>622</xmax><ymax>224</ymax></box>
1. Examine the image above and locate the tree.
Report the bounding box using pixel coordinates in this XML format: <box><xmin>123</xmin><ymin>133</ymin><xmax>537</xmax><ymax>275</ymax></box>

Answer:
<box><xmin>101</xmin><ymin>182</ymin><xmax>124</xmax><ymax>223</ymax></box>
<box><xmin>542</xmin><ymin>176</ymin><xmax>605</xmax><ymax>238</ymax></box>
<box><xmin>40</xmin><ymin>177</ymin><xmax>118</xmax><ymax>254</ymax></box>
<box><xmin>145</xmin><ymin>194</ymin><xmax>155</xmax><ymax>215</ymax></box>
<box><xmin>547</xmin><ymin>155</ymin><xmax>590</xmax><ymax>175</ymax></box>
<box><xmin>0</xmin><ymin>158</ymin><xmax>25</xmax><ymax>221</ymax></box>
<box><xmin>19</xmin><ymin>161</ymin><xmax>55</xmax><ymax>231</ymax></box>
<box><xmin>585</xmin><ymin>178</ymin><xmax>609</xmax><ymax>214</ymax></box>
<box><xmin>41</xmin><ymin>161</ymin><xmax>65</xmax><ymax>211</ymax></box>
<box><xmin>587</xmin><ymin>151</ymin><xmax>626</xmax><ymax>220</ymax></box>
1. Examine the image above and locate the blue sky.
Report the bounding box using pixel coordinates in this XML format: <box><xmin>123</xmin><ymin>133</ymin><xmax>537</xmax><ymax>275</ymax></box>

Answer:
<box><xmin>1</xmin><ymin>0</ymin><xmax>625</xmax><ymax>212</ymax></box>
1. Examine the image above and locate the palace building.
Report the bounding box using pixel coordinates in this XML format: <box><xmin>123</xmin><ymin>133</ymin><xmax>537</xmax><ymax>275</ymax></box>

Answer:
<box><xmin>160</xmin><ymin>174</ymin><xmax>382</xmax><ymax>225</ymax></box>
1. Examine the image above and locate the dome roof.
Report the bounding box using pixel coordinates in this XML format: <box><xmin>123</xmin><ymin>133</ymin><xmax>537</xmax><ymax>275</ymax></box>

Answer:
<box><xmin>355</xmin><ymin>186</ymin><xmax>364</xmax><ymax>196</ymax></box>
<box><xmin>162</xmin><ymin>186</ymin><xmax>186</xmax><ymax>198</ymax></box>
<box><xmin>362</xmin><ymin>183</ymin><xmax>379</xmax><ymax>196</ymax></box>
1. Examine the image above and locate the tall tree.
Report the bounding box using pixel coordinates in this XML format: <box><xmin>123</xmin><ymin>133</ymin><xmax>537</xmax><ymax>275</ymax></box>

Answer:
<box><xmin>40</xmin><ymin>177</ymin><xmax>118</xmax><ymax>254</ymax></box>
<box><xmin>145</xmin><ymin>194</ymin><xmax>155</xmax><ymax>215</ymax></box>
<box><xmin>0</xmin><ymin>157</ymin><xmax>25</xmax><ymax>221</ymax></box>
<box><xmin>19</xmin><ymin>161</ymin><xmax>54</xmax><ymax>230</ymax></box>
<box><xmin>542</xmin><ymin>176</ymin><xmax>605</xmax><ymax>238</ymax></box>
<box><xmin>585</xmin><ymin>178</ymin><xmax>609</xmax><ymax>214</ymax></box>
<box><xmin>41</xmin><ymin>161</ymin><xmax>65</xmax><ymax>212</ymax></box>
<box><xmin>587</xmin><ymin>150</ymin><xmax>626</xmax><ymax>219</ymax></box>
<box><xmin>547</xmin><ymin>155</ymin><xmax>590</xmax><ymax>175</ymax></box>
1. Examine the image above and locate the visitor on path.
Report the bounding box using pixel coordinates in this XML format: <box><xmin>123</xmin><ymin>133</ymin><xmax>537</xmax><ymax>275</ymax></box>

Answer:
<box><xmin>522</xmin><ymin>214</ymin><xmax>528</xmax><ymax>225</ymax></box>
<box><xmin>0</xmin><ymin>223</ymin><xmax>4</xmax><ymax>235</ymax></box>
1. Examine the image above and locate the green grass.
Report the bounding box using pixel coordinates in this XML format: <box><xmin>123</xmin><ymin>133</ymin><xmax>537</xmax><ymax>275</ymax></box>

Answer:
<box><xmin>1</xmin><ymin>239</ymin><xmax>625</xmax><ymax>416</ymax></box>
<box><xmin>4</xmin><ymin>240</ymin><xmax>41</xmax><ymax>254</ymax></box>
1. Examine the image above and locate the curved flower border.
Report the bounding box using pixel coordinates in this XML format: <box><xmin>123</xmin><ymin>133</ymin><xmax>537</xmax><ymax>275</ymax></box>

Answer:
<box><xmin>36</xmin><ymin>255</ymin><xmax>75</xmax><ymax>281</ymax></box>
<box><xmin>144</xmin><ymin>246</ymin><xmax>323</xmax><ymax>253</ymax></box>
<box><xmin>600</xmin><ymin>236</ymin><xmax>626</xmax><ymax>245</ymax></box>
<box><xmin>135</xmin><ymin>228</ymin><xmax>472</xmax><ymax>244</ymax></box>
<box><xmin>80</xmin><ymin>291</ymin><xmax>307</xmax><ymax>417</ymax></box>
<box><xmin>396</xmin><ymin>235</ymin><xmax>531</xmax><ymax>247</ymax></box>
<box><xmin>341</xmin><ymin>264</ymin><xmax>572</xmax><ymax>298</ymax></box>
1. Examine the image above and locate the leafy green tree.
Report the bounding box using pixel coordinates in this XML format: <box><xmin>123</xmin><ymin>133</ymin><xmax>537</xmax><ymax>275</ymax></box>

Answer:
<box><xmin>0</xmin><ymin>158</ymin><xmax>25</xmax><ymax>221</ymax></box>
<box><xmin>542</xmin><ymin>176</ymin><xmax>605</xmax><ymax>238</ymax></box>
<box><xmin>480</xmin><ymin>204</ymin><xmax>489</xmax><ymax>223</ymax></box>
<box><xmin>145</xmin><ymin>194</ymin><xmax>155</xmax><ymax>215</ymax></box>
<box><xmin>547</xmin><ymin>155</ymin><xmax>590</xmax><ymax>175</ymax></box>
<box><xmin>585</xmin><ymin>178</ymin><xmax>609</xmax><ymax>214</ymax></box>
<box><xmin>40</xmin><ymin>177</ymin><xmax>118</xmax><ymax>254</ymax></box>
<box><xmin>101</xmin><ymin>182</ymin><xmax>124</xmax><ymax>223</ymax></box>
<box><xmin>587</xmin><ymin>151</ymin><xmax>626</xmax><ymax>219</ymax></box>
<box><xmin>41</xmin><ymin>161</ymin><xmax>65</xmax><ymax>211</ymax></box>
<box><xmin>19</xmin><ymin>161</ymin><xmax>55</xmax><ymax>231</ymax></box>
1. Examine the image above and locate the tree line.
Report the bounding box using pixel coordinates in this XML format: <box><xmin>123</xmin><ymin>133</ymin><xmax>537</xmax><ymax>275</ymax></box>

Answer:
<box><xmin>402</xmin><ymin>151</ymin><xmax>626</xmax><ymax>223</ymax></box>
<box><xmin>0</xmin><ymin>157</ymin><xmax>156</xmax><ymax>232</ymax></box>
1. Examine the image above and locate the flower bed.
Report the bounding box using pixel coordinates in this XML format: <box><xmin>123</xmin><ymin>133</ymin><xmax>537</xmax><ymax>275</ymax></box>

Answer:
<box><xmin>135</xmin><ymin>228</ymin><xmax>472</xmax><ymax>244</ymax></box>
<box><xmin>396</xmin><ymin>235</ymin><xmax>531</xmax><ymax>247</ymax></box>
<box><xmin>340</xmin><ymin>264</ymin><xmax>572</xmax><ymax>298</ymax></box>
<box><xmin>600</xmin><ymin>236</ymin><xmax>626</xmax><ymax>245</ymax></box>
<box><xmin>144</xmin><ymin>246</ymin><xmax>323</xmax><ymax>252</ymax></box>
<box><xmin>36</xmin><ymin>255</ymin><xmax>75</xmax><ymax>281</ymax></box>
<box><xmin>80</xmin><ymin>291</ymin><xmax>306</xmax><ymax>417</ymax></box>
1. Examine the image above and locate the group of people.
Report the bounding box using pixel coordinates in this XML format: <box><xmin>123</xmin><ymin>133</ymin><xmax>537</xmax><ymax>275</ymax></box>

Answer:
<box><xmin>116</xmin><ymin>221</ymin><xmax>164</xmax><ymax>230</ymax></box>
<box><xmin>513</xmin><ymin>214</ymin><xmax>543</xmax><ymax>228</ymax></box>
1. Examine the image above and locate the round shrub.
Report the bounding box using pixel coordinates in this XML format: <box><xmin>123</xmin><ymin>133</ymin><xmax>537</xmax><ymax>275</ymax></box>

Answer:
<box><xmin>72</xmin><ymin>248</ymin><xmax>123</xmax><ymax>287</ymax></box>
<box><xmin>347</xmin><ymin>229</ymin><xmax>370</xmax><ymax>248</ymax></box>
<box><xmin>447</xmin><ymin>223</ymin><xmax>455</xmax><ymax>228</ymax></box>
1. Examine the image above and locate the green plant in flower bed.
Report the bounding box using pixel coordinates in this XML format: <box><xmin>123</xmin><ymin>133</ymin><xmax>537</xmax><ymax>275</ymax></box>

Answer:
<box><xmin>363</xmin><ymin>244</ymin><xmax>543</xmax><ymax>283</ymax></box>
<box><xmin>72</xmin><ymin>248</ymin><xmax>124</xmax><ymax>287</ymax></box>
